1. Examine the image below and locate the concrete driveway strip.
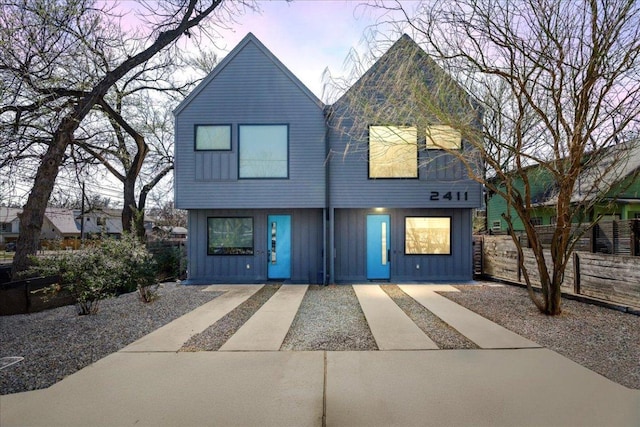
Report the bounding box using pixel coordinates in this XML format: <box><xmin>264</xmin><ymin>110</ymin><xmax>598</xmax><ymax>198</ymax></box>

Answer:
<box><xmin>399</xmin><ymin>284</ymin><xmax>540</xmax><ymax>349</ymax></box>
<box><xmin>326</xmin><ymin>349</ymin><xmax>640</xmax><ymax>427</ymax></box>
<box><xmin>220</xmin><ymin>284</ymin><xmax>308</xmax><ymax>351</ymax></box>
<box><xmin>121</xmin><ymin>285</ymin><xmax>263</xmax><ymax>352</ymax></box>
<box><xmin>353</xmin><ymin>285</ymin><xmax>438</xmax><ymax>350</ymax></box>
<box><xmin>0</xmin><ymin>351</ymin><xmax>324</xmax><ymax>427</ymax></box>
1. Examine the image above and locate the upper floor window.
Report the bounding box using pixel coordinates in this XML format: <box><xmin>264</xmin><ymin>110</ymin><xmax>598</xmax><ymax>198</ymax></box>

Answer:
<box><xmin>239</xmin><ymin>124</ymin><xmax>288</xmax><ymax>178</ymax></box>
<box><xmin>426</xmin><ymin>125</ymin><xmax>462</xmax><ymax>150</ymax></box>
<box><xmin>369</xmin><ymin>125</ymin><xmax>418</xmax><ymax>178</ymax></box>
<box><xmin>195</xmin><ymin>124</ymin><xmax>231</xmax><ymax>151</ymax></box>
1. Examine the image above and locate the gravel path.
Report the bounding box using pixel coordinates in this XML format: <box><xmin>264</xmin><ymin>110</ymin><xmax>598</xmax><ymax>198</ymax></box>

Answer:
<box><xmin>2</xmin><ymin>282</ymin><xmax>638</xmax><ymax>395</ymax></box>
<box><xmin>443</xmin><ymin>284</ymin><xmax>640</xmax><ymax>389</ymax></box>
<box><xmin>281</xmin><ymin>285</ymin><xmax>377</xmax><ymax>351</ymax></box>
<box><xmin>0</xmin><ymin>283</ymin><xmax>221</xmax><ymax>395</ymax></box>
<box><xmin>180</xmin><ymin>284</ymin><xmax>280</xmax><ymax>352</ymax></box>
<box><xmin>381</xmin><ymin>285</ymin><xmax>478</xmax><ymax>349</ymax></box>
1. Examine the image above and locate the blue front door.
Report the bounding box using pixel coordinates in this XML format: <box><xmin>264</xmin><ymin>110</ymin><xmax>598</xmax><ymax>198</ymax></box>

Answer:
<box><xmin>267</xmin><ymin>215</ymin><xmax>291</xmax><ymax>279</ymax></box>
<box><xmin>367</xmin><ymin>214</ymin><xmax>390</xmax><ymax>280</ymax></box>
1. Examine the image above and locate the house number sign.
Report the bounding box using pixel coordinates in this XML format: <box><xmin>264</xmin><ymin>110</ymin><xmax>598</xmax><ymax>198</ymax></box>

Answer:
<box><xmin>429</xmin><ymin>191</ymin><xmax>468</xmax><ymax>201</ymax></box>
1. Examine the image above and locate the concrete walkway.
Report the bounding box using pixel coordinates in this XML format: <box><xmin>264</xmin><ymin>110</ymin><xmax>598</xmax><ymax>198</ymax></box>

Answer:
<box><xmin>353</xmin><ymin>284</ymin><xmax>438</xmax><ymax>350</ymax></box>
<box><xmin>399</xmin><ymin>284</ymin><xmax>540</xmax><ymax>349</ymax></box>
<box><xmin>123</xmin><ymin>285</ymin><xmax>262</xmax><ymax>352</ymax></box>
<box><xmin>220</xmin><ymin>284</ymin><xmax>308</xmax><ymax>351</ymax></box>
<box><xmin>1</xmin><ymin>283</ymin><xmax>638</xmax><ymax>427</ymax></box>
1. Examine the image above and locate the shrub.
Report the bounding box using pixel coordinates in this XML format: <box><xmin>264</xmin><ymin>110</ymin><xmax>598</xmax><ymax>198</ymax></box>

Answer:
<box><xmin>27</xmin><ymin>248</ymin><xmax>117</xmax><ymax>315</ymax></box>
<box><xmin>148</xmin><ymin>241</ymin><xmax>186</xmax><ymax>281</ymax></box>
<box><xmin>101</xmin><ymin>233</ymin><xmax>158</xmax><ymax>301</ymax></box>
<box><xmin>26</xmin><ymin>233</ymin><xmax>159</xmax><ymax>314</ymax></box>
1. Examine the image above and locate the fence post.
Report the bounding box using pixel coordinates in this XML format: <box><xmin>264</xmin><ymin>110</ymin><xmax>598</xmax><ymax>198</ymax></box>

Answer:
<box><xmin>573</xmin><ymin>252</ymin><xmax>581</xmax><ymax>295</ymax></box>
<box><xmin>632</xmin><ymin>220</ymin><xmax>640</xmax><ymax>257</ymax></box>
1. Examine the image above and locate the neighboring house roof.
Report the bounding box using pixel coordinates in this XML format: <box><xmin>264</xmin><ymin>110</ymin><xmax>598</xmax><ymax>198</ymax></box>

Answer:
<box><xmin>543</xmin><ymin>141</ymin><xmax>640</xmax><ymax>206</ymax></box>
<box><xmin>174</xmin><ymin>32</ymin><xmax>324</xmax><ymax>116</ymax></box>
<box><xmin>154</xmin><ymin>225</ymin><xmax>188</xmax><ymax>235</ymax></box>
<box><xmin>44</xmin><ymin>208</ymin><xmax>80</xmax><ymax>235</ymax></box>
<box><xmin>0</xmin><ymin>207</ymin><xmax>21</xmax><ymax>224</ymax></box>
<box><xmin>1</xmin><ymin>207</ymin><xmax>80</xmax><ymax>236</ymax></box>
<box><xmin>77</xmin><ymin>208</ymin><xmax>124</xmax><ymax>234</ymax></box>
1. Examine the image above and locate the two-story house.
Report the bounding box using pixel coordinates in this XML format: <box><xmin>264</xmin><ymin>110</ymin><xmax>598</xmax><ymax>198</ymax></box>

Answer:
<box><xmin>174</xmin><ymin>33</ymin><xmax>482</xmax><ymax>284</ymax></box>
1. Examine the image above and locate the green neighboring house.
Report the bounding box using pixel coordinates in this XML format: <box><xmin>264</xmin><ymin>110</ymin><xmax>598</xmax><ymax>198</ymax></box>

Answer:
<box><xmin>487</xmin><ymin>143</ymin><xmax>640</xmax><ymax>233</ymax></box>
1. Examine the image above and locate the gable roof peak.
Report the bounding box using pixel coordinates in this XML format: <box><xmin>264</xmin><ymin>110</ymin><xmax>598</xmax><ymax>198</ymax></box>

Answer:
<box><xmin>174</xmin><ymin>32</ymin><xmax>323</xmax><ymax>115</ymax></box>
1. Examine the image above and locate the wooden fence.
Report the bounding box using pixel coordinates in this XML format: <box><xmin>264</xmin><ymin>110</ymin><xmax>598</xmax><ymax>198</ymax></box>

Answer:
<box><xmin>0</xmin><ymin>276</ymin><xmax>74</xmax><ymax>315</ymax></box>
<box><xmin>517</xmin><ymin>219</ymin><xmax>640</xmax><ymax>256</ymax></box>
<box><xmin>479</xmin><ymin>235</ymin><xmax>640</xmax><ymax>309</ymax></box>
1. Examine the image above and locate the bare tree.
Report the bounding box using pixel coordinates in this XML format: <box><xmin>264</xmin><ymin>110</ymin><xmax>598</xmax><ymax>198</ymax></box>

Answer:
<box><xmin>1</xmin><ymin>0</ymin><xmax>250</xmax><ymax>277</ymax></box>
<box><xmin>147</xmin><ymin>199</ymin><xmax>188</xmax><ymax>229</ymax></box>
<box><xmin>332</xmin><ymin>0</ymin><xmax>640</xmax><ymax>314</ymax></box>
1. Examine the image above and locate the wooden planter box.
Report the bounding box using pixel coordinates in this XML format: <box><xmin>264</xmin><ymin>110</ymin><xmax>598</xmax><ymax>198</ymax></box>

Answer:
<box><xmin>0</xmin><ymin>276</ymin><xmax>74</xmax><ymax>315</ymax></box>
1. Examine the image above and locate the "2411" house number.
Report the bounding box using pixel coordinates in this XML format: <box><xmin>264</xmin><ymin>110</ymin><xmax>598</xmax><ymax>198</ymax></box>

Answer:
<box><xmin>430</xmin><ymin>191</ymin><xmax>468</xmax><ymax>201</ymax></box>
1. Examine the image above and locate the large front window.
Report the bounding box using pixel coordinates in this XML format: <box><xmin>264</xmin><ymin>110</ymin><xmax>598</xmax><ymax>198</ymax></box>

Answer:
<box><xmin>405</xmin><ymin>217</ymin><xmax>451</xmax><ymax>254</ymax></box>
<box><xmin>369</xmin><ymin>125</ymin><xmax>418</xmax><ymax>178</ymax></box>
<box><xmin>207</xmin><ymin>217</ymin><xmax>254</xmax><ymax>255</ymax></box>
<box><xmin>239</xmin><ymin>124</ymin><xmax>288</xmax><ymax>178</ymax></box>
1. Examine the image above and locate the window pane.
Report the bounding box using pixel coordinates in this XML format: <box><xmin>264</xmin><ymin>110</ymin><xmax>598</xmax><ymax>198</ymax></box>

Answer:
<box><xmin>426</xmin><ymin>125</ymin><xmax>461</xmax><ymax>150</ymax></box>
<box><xmin>208</xmin><ymin>217</ymin><xmax>253</xmax><ymax>255</ymax></box>
<box><xmin>239</xmin><ymin>125</ymin><xmax>288</xmax><ymax>178</ymax></box>
<box><xmin>405</xmin><ymin>217</ymin><xmax>451</xmax><ymax>254</ymax></box>
<box><xmin>195</xmin><ymin>125</ymin><xmax>231</xmax><ymax>150</ymax></box>
<box><xmin>369</xmin><ymin>126</ymin><xmax>418</xmax><ymax>178</ymax></box>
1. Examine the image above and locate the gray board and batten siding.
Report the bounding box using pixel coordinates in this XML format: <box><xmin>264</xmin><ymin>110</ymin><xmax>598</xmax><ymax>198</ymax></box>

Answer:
<box><xmin>325</xmin><ymin>34</ymin><xmax>482</xmax><ymax>210</ymax></box>
<box><xmin>324</xmin><ymin>35</ymin><xmax>481</xmax><ymax>282</ymax></box>
<box><xmin>326</xmin><ymin>116</ymin><xmax>482</xmax><ymax>209</ymax></box>
<box><xmin>332</xmin><ymin>208</ymin><xmax>474</xmax><ymax>282</ymax></box>
<box><xmin>187</xmin><ymin>209</ymin><xmax>324</xmax><ymax>284</ymax></box>
<box><xmin>173</xmin><ymin>34</ymin><xmax>326</xmax><ymax>210</ymax></box>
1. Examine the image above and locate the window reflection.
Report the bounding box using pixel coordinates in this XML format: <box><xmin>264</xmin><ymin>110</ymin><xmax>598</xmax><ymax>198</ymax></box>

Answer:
<box><xmin>369</xmin><ymin>126</ymin><xmax>418</xmax><ymax>178</ymax></box>
<box><xmin>405</xmin><ymin>217</ymin><xmax>451</xmax><ymax>254</ymax></box>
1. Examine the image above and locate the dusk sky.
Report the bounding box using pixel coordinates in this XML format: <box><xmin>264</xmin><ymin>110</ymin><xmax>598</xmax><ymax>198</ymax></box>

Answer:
<box><xmin>189</xmin><ymin>1</ymin><xmax>410</xmax><ymax>101</ymax></box>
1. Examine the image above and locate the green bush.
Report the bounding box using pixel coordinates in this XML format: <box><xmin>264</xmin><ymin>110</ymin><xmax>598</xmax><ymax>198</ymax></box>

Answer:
<box><xmin>148</xmin><ymin>242</ymin><xmax>186</xmax><ymax>281</ymax></box>
<box><xmin>27</xmin><ymin>233</ymin><xmax>159</xmax><ymax>314</ymax></box>
<box><xmin>101</xmin><ymin>233</ymin><xmax>158</xmax><ymax>297</ymax></box>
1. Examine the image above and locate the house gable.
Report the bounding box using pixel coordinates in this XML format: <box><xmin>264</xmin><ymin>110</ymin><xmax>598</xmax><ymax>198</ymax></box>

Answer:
<box><xmin>327</xmin><ymin>34</ymin><xmax>483</xmax><ymax>208</ymax></box>
<box><xmin>174</xmin><ymin>33</ymin><xmax>322</xmax><ymax>115</ymax></box>
<box><xmin>174</xmin><ymin>33</ymin><xmax>326</xmax><ymax>210</ymax></box>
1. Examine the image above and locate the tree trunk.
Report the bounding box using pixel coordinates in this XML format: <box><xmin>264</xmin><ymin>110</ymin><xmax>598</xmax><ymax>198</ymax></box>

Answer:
<box><xmin>11</xmin><ymin>129</ymin><xmax>72</xmax><ymax>278</ymax></box>
<box><xmin>122</xmin><ymin>176</ymin><xmax>137</xmax><ymax>235</ymax></box>
<box><xmin>135</xmin><ymin>188</ymin><xmax>149</xmax><ymax>240</ymax></box>
<box><xmin>546</xmin><ymin>280</ymin><xmax>563</xmax><ymax>315</ymax></box>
